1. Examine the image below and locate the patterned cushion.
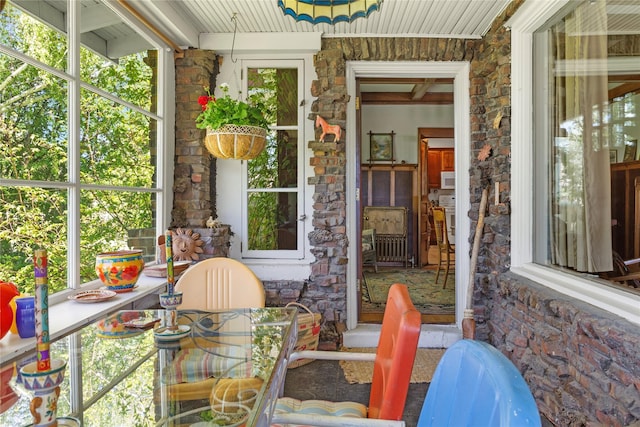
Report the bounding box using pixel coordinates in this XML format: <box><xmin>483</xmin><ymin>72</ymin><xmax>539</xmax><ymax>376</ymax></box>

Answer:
<box><xmin>163</xmin><ymin>346</ymin><xmax>251</xmax><ymax>384</ymax></box>
<box><xmin>272</xmin><ymin>397</ymin><xmax>367</xmax><ymax>426</ymax></box>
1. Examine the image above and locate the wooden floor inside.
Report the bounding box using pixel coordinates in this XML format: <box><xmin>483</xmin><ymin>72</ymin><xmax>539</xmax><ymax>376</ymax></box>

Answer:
<box><xmin>360</xmin><ymin>245</ymin><xmax>455</xmax><ymax>324</ymax></box>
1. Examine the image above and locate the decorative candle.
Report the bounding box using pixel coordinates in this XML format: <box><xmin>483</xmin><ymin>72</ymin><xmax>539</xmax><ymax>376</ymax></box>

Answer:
<box><xmin>165</xmin><ymin>230</ymin><xmax>174</xmax><ymax>295</ymax></box>
<box><xmin>33</xmin><ymin>249</ymin><xmax>50</xmax><ymax>372</ymax></box>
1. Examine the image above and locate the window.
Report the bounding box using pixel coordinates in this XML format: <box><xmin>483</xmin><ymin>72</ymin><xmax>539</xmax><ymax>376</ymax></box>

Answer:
<box><xmin>533</xmin><ymin>0</ymin><xmax>640</xmax><ymax>280</ymax></box>
<box><xmin>0</xmin><ymin>1</ymin><xmax>170</xmax><ymax>296</ymax></box>
<box><xmin>510</xmin><ymin>0</ymin><xmax>640</xmax><ymax>325</ymax></box>
<box><xmin>241</xmin><ymin>61</ymin><xmax>306</xmax><ymax>259</ymax></box>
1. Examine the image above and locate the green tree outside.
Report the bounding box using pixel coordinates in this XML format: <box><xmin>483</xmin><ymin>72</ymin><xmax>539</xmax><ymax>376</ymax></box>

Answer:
<box><xmin>0</xmin><ymin>4</ymin><xmax>154</xmax><ymax>294</ymax></box>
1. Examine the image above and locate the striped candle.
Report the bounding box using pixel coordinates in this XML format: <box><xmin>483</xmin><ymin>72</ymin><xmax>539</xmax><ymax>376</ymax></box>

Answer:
<box><xmin>165</xmin><ymin>230</ymin><xmax>174</xmax><ymax>295</ymax></box>
<box><xmin>33</xmin><ymin>249</ymin><xmax>50</xmax><ymax>372</ymax></box>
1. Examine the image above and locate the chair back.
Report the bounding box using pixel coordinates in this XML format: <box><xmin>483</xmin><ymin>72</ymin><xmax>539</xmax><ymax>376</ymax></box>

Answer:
<box><xmin>432</xmin><ymin>206</ymin><xmax>449</xmax><ymax>246</ymax></box>
<box><xmin>368</xmin><ymin>283</ymin><xmax>422</xmax><ymax>420</ymax></box>
<box><xmin>417</xmin><ymin>339</ymin><xmax>541</xmax><ymax>427</ymax></box>
<box><xmin>174</xmin><ymin>257</ymin><xmax>265</xmax><ymax>310</ymax></box>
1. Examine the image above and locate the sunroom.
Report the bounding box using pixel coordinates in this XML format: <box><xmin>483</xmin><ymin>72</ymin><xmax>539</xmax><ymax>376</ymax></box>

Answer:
<box><xmin>1</xmin><ymin>1</ymin><xmax>639</xmax><ymax>426</ymax></box>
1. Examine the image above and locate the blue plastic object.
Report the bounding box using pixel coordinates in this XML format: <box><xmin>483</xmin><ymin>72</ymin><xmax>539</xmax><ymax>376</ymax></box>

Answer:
<box><xmin>417</xmin><ymin>340</ymin><xmax>541</xmax><ymax>426</ymax></box>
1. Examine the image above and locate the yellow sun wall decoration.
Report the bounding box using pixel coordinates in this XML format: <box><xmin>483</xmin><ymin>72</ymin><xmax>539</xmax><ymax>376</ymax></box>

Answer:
<box><xmin>171</xmin><ymin>228</ymin><xmax>205</xmax><ymax>261</ymax></box>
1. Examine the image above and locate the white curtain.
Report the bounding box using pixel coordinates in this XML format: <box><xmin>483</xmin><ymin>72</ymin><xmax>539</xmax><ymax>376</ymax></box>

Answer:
<box><xmin>551</xmin><ymin>0</ymin><xmax>612</xmax><ymax>273</ymax></box>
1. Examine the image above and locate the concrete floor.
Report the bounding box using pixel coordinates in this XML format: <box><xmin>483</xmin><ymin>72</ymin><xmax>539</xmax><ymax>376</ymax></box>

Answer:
<box><xmin>282</xmin><ymin>358</ymin><xmax>553</xmax><ymax>427</ymax></box>
<box><xmin>282</xmin><ymin>359</ymin><xmax>429</xmax><ymax>426</ymax></box>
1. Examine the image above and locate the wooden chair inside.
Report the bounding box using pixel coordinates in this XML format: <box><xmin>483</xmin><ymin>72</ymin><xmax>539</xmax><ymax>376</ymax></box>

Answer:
<box><xmin>432</xmin><ymin>206</ymin><xmax>455</xmax><ymax>289</ymax></box>
<box><xmin>603</xmin><ymin>178</ymin><xmax>640</xmax><ymax>289</ymax></box>
<box><xmin>605</xmin><ymin>251</ymin><xmax>640</xmax><ymax>288</ymax></box>
<box><xmin>362</xmin><ymin>228</ymin><xmax>378</xmax><ymax>273</ymax></box>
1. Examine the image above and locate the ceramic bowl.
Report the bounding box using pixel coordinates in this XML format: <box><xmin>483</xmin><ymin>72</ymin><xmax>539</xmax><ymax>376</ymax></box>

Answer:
<box><xmin>159</xmin><ymin>292</ymin><xmax>183</xmax><ymax>308</ymax></box>
<box><xmin>95</xmin><ymin>311</ymin><xmax>146</xmax><ymax>339</ymax></box>
<box><xmin>95</xmin><ymin>250</ymin><xmax>145</xmax><ymax>292</ymax></box>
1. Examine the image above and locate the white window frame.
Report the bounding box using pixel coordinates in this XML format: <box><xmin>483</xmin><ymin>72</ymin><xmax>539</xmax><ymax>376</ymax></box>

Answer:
<box><xmin>508</xmin><ymin>0</ymin><xmax>640</xmax><ymax>326</ymax></box>
<box><xmin>0</xmin><ymin>0</ymin><xmax>174</xmax><ymax>303</ymax></box>
<box><xmin>200</xmin><ymin>32</ymin><xmax>320</xmax><ymax>281</ymax></box>
<box><xmin>0</xmin><ymin>1</ymin><xmax>174</xmax><ymax>422</ymax></box>
<box><xmin>240</xmin><ymin>59</ymin><xmax>306</xmax><ymax>260</ymax></box>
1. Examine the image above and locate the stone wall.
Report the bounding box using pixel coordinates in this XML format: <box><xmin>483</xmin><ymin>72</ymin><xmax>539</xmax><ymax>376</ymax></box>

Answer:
<box><xmin>489</xmin><ymin>274</ymin><xmax>640</xmax><ymax>426</ymax></box>
<box><xmin>467</xmin><ymin>1</ymin><xmax>518</xmax><ymax>341</ymax></box>
<box><xmin>467</xmin><ymin>2</ymin><xmax>640</xmax><ymax>425</ymax></box>
<box><xmin>174</xmin><ymin>49</ymin><xmax>218</xmax><ymax>229</ymax></box>
<box><xmin>305</xmin><ymin>38</ymin><xmax>480</xmax><ymax>328</ymax></box>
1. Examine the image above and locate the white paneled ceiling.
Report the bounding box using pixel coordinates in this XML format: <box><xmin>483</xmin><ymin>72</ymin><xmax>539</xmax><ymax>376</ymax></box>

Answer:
<box><xmin>9</xmin><ymin>0</ymin><xmax>512</xmax><ymax>57</ymax></box>
<box><xmin>126</xmin><ymin>0</ymin><xmax>513</xmax><ymax>48</ymax></box>
<box><xmin>11</xmin><ymin>0</ymin><xmax>640</xmax><ymax>60</ymax></box>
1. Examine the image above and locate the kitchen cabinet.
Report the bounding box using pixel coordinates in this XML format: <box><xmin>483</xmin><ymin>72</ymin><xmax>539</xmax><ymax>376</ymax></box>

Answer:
<box><xmin>426</xmin><ymin>148</ymin><xmax>454</xmax><ymax>189</ymax></box>
<box><xmin>442</xmin><ymin>150</ymin><xmax>455</xmax><ymax>171</ymax></box>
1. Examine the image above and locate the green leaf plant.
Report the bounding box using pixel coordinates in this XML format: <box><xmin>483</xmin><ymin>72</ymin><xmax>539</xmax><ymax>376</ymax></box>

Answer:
<box><xmin>195</xmin><ymin>83</ymin><xmax>270</xmax><ymax>130</ymax></box>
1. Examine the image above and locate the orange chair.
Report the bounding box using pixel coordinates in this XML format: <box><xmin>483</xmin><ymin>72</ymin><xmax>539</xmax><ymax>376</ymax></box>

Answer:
<box><xmin>272</xmin><ymin>283</ymin><xmax>421</xmax><ymax>426</ymax></box>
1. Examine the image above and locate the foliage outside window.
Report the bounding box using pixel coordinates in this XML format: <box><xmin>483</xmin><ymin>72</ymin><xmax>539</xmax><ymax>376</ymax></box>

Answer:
<box><xmin>244</xmin><ymin>66</ymin><xmax>302</xmax><ymax>256</ymax></box>
<box><xmin>0</xmin><ymin>1</ymin><xmax>160</xmax><ymax>294</ymax></box>
<box><xmin>534</xmin><ymin>0</ymin><xmax>640</xmax><ymax>292</ymax></box>
<box><xmin>0</xmin><ymin>321</ymin><xmax>157</xmax><ymax>426</ymax></box>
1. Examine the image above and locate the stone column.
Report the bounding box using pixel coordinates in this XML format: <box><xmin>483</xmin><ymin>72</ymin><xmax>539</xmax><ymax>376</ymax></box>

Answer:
<box><xmin>173</xmin><ymin>49</ymin><xmax>218</xmax><ymax>228</ymax></box>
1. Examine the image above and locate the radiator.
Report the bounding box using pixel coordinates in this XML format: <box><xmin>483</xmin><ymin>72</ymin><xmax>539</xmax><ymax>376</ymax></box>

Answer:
<box><xmin>376</xmin><ymin>234</ymin><xmax>408</xmax><ymax>267</ymax></box>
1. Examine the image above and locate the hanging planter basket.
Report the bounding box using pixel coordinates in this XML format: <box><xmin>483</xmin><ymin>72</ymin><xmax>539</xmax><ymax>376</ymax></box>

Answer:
<box><xmin>205</xmin><ymin>125</ymin><xmax>267</xmax><ymax>160</ymax></box>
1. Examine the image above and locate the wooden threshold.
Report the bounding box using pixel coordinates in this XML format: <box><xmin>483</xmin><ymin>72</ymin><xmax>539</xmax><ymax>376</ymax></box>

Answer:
<box><xmin>360</xmin><ymin>311</ymin><xmax>455</xmax><ymax>324</ymax></box>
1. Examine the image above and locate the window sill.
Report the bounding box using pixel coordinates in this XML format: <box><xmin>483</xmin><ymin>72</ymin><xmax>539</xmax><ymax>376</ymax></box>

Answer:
<box><xmin>0</xmin><ymin>275</ymin><xmax>167</xmax><ymax>366</ymax></box>
<box><xmin>511</xmin><ymin>264</ymin><xmax>640</xmax><ymax>326</ymax></box>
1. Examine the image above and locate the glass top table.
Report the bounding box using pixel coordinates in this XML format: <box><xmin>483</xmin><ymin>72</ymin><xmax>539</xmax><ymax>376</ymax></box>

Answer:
<box><xmin>0</xmin><ymin>307</ymin><xmax>297</xmax><ymax>427</ymax></box>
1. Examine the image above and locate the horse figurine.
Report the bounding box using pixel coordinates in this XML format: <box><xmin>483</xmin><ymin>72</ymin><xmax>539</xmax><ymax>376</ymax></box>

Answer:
<box><xmin>315</xmin><ymin>115</ymin><xmax>342</xmax><ymax>142</ymax></box>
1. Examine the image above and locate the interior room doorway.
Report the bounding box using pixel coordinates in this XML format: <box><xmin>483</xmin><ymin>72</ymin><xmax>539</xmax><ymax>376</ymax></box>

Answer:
<box><xmin>344</xmin><ymin>61</ymin><xmax>471</xmax><ymax>336</ymax></box>
<box><xmin>356</xmin><ymin>78</ymin><xmax>456</xmax><ymax>324</ymax></box>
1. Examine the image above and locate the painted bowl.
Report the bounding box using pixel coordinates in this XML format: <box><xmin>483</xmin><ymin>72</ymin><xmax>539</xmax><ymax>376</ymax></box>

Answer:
<box><xmin>95</xmin><ymin>311</ymin><xmax>146</xmax><ymax>339</ymax></box>
<box><xmin>159</xmin><ymin>292</ymin><xmax>183</xmax><ymax>308</ymax></box>
<box><xmin>95</xmin><ymin>250</ymin><xmax>145</xmax><ymax>292</ymax></box>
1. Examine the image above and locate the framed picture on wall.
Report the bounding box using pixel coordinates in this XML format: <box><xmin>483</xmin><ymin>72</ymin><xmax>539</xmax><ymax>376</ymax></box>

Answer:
<box><xmin>610</xmin><ymin>150</ymin><xmax>618</xmax><ymax>163</ymax></box>
<box><xmin>623</xmin><ymin>139</ymin><xmax>637</xmax><ymax>162</ymax></box>
<box><xmin>369</xmin><ymin>131</ymin><xmax>395</xmax><ymax>161</ymax></box>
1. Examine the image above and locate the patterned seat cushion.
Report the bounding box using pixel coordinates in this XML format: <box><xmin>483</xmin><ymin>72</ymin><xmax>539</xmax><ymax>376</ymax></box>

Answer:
<box><xmin>272</xmin><ymin>397</ymin><xmax>367</xmax><ymax>426</ymax></box>
<box><xmin>163</xmin><ymin>346</ymin><xmax>251</xmax><ymax>384</ymax></box>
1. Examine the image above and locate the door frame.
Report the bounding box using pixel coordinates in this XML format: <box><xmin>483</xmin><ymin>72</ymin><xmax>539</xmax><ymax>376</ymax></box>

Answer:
<box><xmin>419</xmin><ymin>127</ymin><xmax>455</xmax><ymax>267</ymax></box>
<box><xmin>345</xmin><ymin>61</ymin><xmax>471</xmax><ymax>331</ymax></box>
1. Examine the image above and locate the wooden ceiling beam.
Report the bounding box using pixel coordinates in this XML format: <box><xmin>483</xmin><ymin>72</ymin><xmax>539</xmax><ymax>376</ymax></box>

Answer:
<box><xmin>411</xmin><ymin>78</ymin><xmax>436</xmax><ymax>100</ymax></box>
<box><xmin>609</xmin><ymin>74</ymin><xmax>640</xmax><ymax>82</ymax></box>
<box><xmin>361</xmin><ymin>91</ymin><xmax>453</xmax><ymax>105</ymax></box>
<box><xmin>359</xmin><ymin>77</ymin><xmax>453</xmax><ymax>85</ymax></box>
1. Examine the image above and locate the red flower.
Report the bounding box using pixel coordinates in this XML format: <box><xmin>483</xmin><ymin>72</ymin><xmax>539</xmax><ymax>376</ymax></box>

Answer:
<box><xmin>198</xmin><ymin>95</ymin><xmax>215</xmax><ymax>111</ymax></box>
<box><xmin>122</xmin><ymin>265</ymin><xmax>139</xmax><ymax>281</ymax></box>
